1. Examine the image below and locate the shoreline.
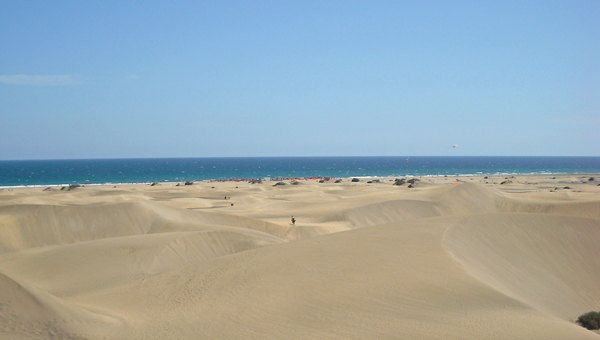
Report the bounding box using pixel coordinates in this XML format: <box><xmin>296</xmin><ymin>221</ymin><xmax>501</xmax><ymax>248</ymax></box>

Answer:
<box><xmin>1</xmin><ymin>172</ymin><xmax>598</xmax><ymax>190</ymax></box>
<box><xmin>2</xmin><ymin>156</ymin><xmax>600</xmax><ymax>188</ymax></box>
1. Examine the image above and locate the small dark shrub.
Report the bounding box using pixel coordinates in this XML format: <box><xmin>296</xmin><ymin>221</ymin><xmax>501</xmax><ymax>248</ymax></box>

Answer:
<box><xmin>589</xmin><ymin>177</ymin><xmax>595</xmax><ymax>181</ymax></box>
<box><xmin>577</xmin><ymin>311</ymin><xmax>600</xmax><ymax>330</ymax></box>
<box><xmin>273</xmin><ymin>182</ymin><xmax>286</xmax><ymax>186</ymax></box>
<box><xmin>394</xmin><ymin>178</ymin><xmax>406</xmax><ymax>186</ymax></box>
<box><xmin>334</xmin><ymin>179</ymin><xmax>342</xmax><ymax>183</ymax></box>
<box><xmin>351</xmin><ymin>178</ymin><xmax>359</xmax><ymax>182</ymax></box>
<box><xmin>407</xmin><ymin>178</ymin><xmax>419</xmax><ymax>184</ymax></box>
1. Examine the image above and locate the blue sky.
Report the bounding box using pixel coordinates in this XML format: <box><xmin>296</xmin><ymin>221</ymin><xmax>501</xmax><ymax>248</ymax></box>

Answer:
<box><xmin>1</xmin><ymin>0</ymin><xmax>598</xmax><ymax>159</ymax></box>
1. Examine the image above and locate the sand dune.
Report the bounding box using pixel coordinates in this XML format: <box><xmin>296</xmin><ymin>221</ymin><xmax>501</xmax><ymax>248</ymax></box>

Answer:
<box><xmin>444</xmin><ymin>213</ymin><xmax>600</xmax><ymax>320</ymax></box>
<box><xmin>0</xmin><ymin>176</ymin><xmax>599</xmax><ymax>339</ymax></box>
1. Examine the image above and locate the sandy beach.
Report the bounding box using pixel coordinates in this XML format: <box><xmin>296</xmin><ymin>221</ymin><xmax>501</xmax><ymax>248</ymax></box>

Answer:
<box><xmin>1</xmin><ymin>174</ymin><xmax>599</xmax><ymax>339</ymax></box>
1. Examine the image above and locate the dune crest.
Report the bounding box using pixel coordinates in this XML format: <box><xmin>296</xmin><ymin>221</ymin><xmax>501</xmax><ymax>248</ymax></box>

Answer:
<box><xmin>444</xmin><ymin>213</ymin><xmax>600</xmax><ymax>320</ymax></box>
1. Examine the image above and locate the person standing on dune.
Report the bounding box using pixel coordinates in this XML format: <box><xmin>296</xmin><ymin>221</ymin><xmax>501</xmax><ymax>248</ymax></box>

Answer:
<box><xmin>291</xmin><ymin>216</ymin><xmax>296</xmax><ymax>225</ymax></box>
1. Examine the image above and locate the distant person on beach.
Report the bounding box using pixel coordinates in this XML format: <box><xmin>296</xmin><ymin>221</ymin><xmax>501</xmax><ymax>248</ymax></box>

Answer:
<box><xmin>291</xmin><ymin>216</ymin><xmax>296</xmax><ymax>225</ymax></box>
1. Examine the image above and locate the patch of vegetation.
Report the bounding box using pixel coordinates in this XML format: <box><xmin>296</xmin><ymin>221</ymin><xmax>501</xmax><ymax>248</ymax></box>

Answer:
<box><xmin>351</xmin><ymin>178</ymin><xmax>359</xmax><ymax>182</ymax></box>
<box><xmin>273</xmin><ymin>181</ymin><xmax>286</xmax><ymax>186</ymax></box>
<box><xmin>577</xmin><ymin>311</ymin><xmax>600</xmax><ymax>330</ymax></box>
<box><xmin>589</xmin><ymin>177</ymin><xmax>595</xmax><ymax>181</ymax></box>
<box><xmin>394</xmin><ymin>178</ymin><xmax>406</xmax><ymax>186</ymax></box>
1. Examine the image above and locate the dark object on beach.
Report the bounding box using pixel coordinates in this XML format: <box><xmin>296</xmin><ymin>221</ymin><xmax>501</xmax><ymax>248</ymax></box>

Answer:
<box><xmin>60</xmin><ymin>187</ymin><xmax>66</xmax><ymax>191</ymax></box>
<box><xmin>273</xmin><ymin>182</ymin><xmax>286</xmax><ymax>186</ymax></box>
<box><xmin>176</xmin><ymin>183</ymin><xmax>180</xmax><ymax>186</ymax></box>
<box><xmin>367</xmin><ymin>181</ymin><xmax>372</xmax><ymax>184</ymax></box>
<box><xmin>394</xmin><ymin>178</ymin><xmax>406</xmax><ymax>186</ymax></box>
<box><xmin>184</xmin><ymin>181</ymin><xmax>193</xmax><ymax>185</ymax></box>
<box><xmin>231</xmin><ymin>203</ymin><xmax>234</xmax><ymax>206</ymax></box>
<box><xmin>577</xmin><ymin>311</ymin><xmax>600</xmax><ymax>330</ymax></box>
<box><xmin>43</xmin><ymin>187</ymin><xmax>51</xmax><ymax>191</ymax></box>
<box><xmin>334</xmin><ymin>179</ymin><xmax>342</xmax><ymax>183</ymax></box>
<box><xmin>67</xmin><ymin>184</ymin><xmax>80</xmax><ymax>191</ymax></box>
<box><xmin>351</xmin><ymin>178</ymin><xmax>359</xmax><ymax>182</ymax></box>
<box><xmin>500</xmin><ymin>180</ymin><xmax>512</xmax><ymax>185</ymax></box>
<box><xmin>291</xmin><ymin>181</ymin><xmax>300</xmax><ymax>185</ymax></box>
<box><xmin>563</xmin><ymin>186</ymin><xmax>570</xmax><ymax>189</ymax></box>
<box><xmin>589</xmin><ymin>177</ymin><xmax>595</xmax><ymax>181</ymax></box>
<box><xmin>484</xmin><ymin>176</ymin><xmax>488</xmax><ymax>179</ymax></box>
<box><xmin>407</xmin><ymin>178</ymin><xmax>419</xmax><ymax>184</ymax></box>
<box><xmin>408</xmin><ymin>184</ymin><xmax>414</xmax><ymax>188</ymax></box>
<box><xmin>318</xmin><ymin>180</ymin><xmax>325</xmax><ymax>183</ymax></box>
<box><xmin>150</xmin><ymin>182</ymin><xmax>158</xmax><ymax>186</ymax></box>
<box><xmin>249</xmin><ymin>179</ymin><xmax>263</xmax><ymax>184</ymax></box>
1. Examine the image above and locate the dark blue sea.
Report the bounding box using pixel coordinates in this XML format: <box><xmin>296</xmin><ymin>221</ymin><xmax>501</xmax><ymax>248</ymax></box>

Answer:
<box><xmin>1</xmin><ymin>157</ymin><xmax>599</xmax><ymax>187</ymax></box>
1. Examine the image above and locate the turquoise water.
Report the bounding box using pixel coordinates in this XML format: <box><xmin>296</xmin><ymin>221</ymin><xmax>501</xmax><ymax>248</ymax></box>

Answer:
<box><xmin>1</xmin><ymin>157</ymin><xmax>599</xmax><ymax>187</ymax></box>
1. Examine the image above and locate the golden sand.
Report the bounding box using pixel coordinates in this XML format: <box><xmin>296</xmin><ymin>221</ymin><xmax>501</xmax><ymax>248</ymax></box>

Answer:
<box><xmin>1</xmin><ymin>174</ymin><xmax>599</xmax><ymax>339</ymax></box>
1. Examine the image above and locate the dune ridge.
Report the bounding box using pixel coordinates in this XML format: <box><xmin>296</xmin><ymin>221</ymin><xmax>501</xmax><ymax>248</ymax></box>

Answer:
<box><xmin>0</xmin><ymin>175</ymin><xmax>599</xmax><ymax>339</ymax></box>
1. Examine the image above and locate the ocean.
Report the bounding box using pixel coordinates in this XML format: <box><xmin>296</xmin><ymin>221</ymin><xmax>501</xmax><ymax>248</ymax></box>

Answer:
<box><xmin>1</xmin><ymin>157</ymin><xmax>599</xmax><ymax>187</ymax></box>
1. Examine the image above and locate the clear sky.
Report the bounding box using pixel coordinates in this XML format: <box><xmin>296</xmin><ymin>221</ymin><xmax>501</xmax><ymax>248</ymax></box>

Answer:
<box><xmin>1</xmin><ymin>0</ymin><xmax>598</xmax><ymax>159</ymax></box>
